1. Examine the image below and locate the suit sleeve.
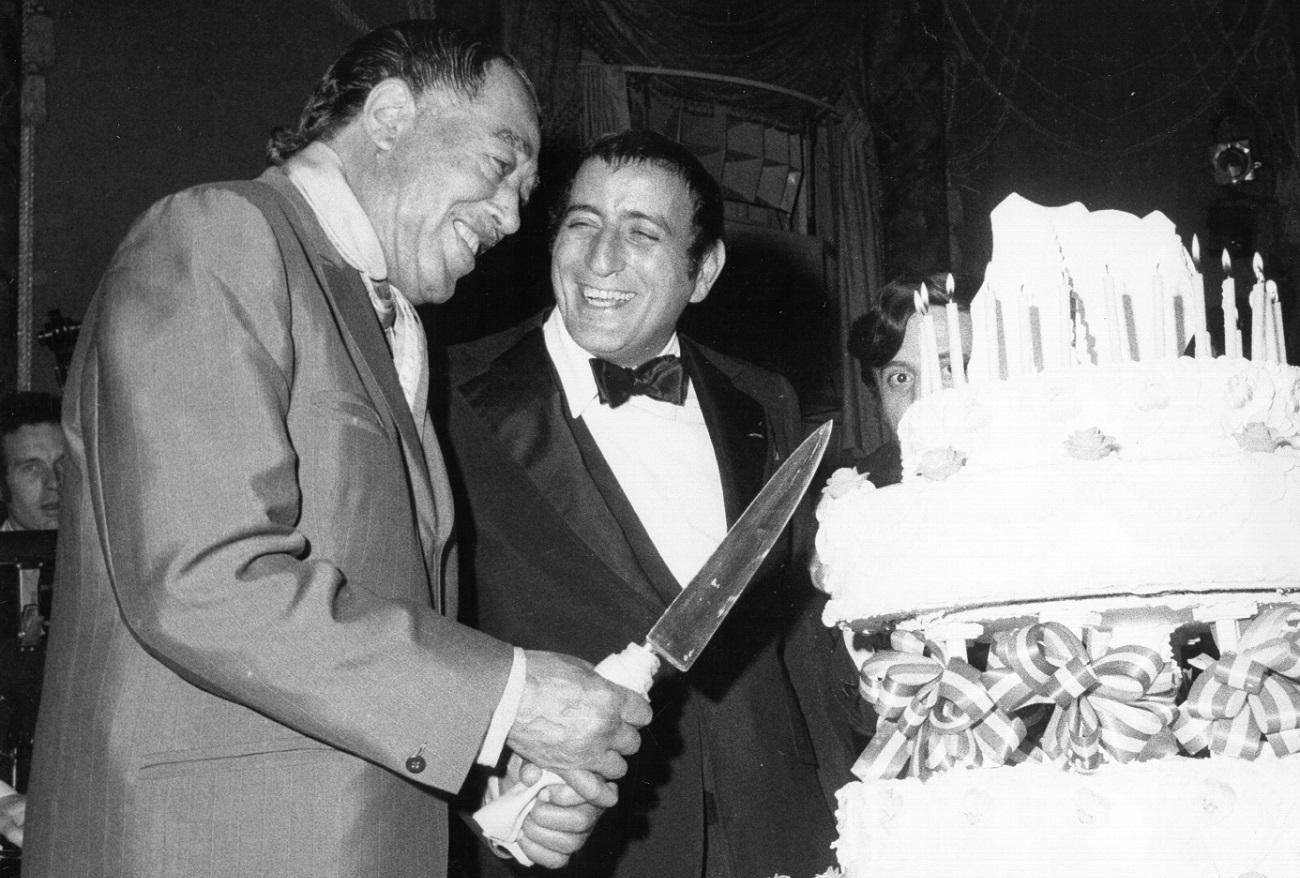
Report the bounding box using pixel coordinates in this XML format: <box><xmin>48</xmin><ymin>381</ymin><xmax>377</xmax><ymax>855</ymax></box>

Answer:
<box><xmin>80</xmin><ymin>186</ymin><xmax>512</xmax><ymax>791</ymax></box>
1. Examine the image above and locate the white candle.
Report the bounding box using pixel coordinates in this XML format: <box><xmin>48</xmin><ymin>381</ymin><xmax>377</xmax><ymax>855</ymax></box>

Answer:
<box><xmin>1222</xmin><ymin>251</ymin><xmax>1239</xmax><ymax>359</ymax></box>
<box><xmin>1191</xmin><ymin>236</ymin><xmax>1208</xmax><ymax>357</ymax></box>
<box><xmin>1269</xmin><ymin>280</ymin><xmax>1287</xmax><ymax>363</ymax></box>
<box><xmin>982</xmin><ymin>284</ymin><xmax>1000</xmax><ymax>382</ymax></box>
<box><xmin>1019</xmin><ymin>286</ymin><xmax>1035</xmax><ymax>374</ymax></box>
<box><xmin>945</xmin><ymin>274</ymin><xmax>966</xmax><ymax>387</ymax></box>
<box><xmin>1103</xmin><ymin>266</ymin><xmax>1121</xmax><ymax>363</ymax></box>
<box><xmin>1056</xmin><ymin>284</ymin><xmax>1073</xmax><ymax>368</ymax></box>
<box><xmin>1263</xmin><ymin>285</ymin><xmax>1277</xmax><ymax>363</ymax></box>
<box><xmin>1121</xmin><ymin>283</ymin><xmax>1136</xmax><ymax>361</ymax></box>
<box><xmin>1152</xmin><ymin>269</ymin><xmax>1167</xmax><ymax>359</ymax></box>
<box><xmin>1165</xmin><ymin>281</ymin><xmax>1179</xmax><ymax>357</ymax></box>
<box><xmin>916</xmin><ymin>288</ymin><xmax>943</xmax><ymax>396</ymax></box>
<box><xmin>1250</xmin><ymin>253</ymin><xmax>1266</xmax><ymax>362</ymax></box>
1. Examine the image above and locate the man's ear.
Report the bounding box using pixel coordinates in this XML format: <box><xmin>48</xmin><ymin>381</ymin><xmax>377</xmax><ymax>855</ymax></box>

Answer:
<box><xmin>689</xmin><ymin>240</ymin><xmax>726</xmax><ymax>304</ymax></box>
<box><xmin>361</xmin><ymin>78</ymin><xmax>418</xmax><ymax>152</ymax></box>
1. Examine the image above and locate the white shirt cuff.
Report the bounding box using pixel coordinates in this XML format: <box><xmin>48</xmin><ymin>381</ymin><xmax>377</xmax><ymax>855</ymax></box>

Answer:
<box><xmin>477</xmin><ymin>646</ymin><xmax>526</xmax><ymax>766</ymax></box>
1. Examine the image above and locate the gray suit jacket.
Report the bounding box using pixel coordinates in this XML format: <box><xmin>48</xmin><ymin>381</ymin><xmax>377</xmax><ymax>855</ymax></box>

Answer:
<box><xmin>25</xmin><ymin>169</ymin><xmax>513</xmax><ymax>878</ymax></box>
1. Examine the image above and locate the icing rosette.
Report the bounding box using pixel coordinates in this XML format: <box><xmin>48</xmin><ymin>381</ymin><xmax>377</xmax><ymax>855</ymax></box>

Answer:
<box><xmin>1224</xmin><ymin>362</ymin><xmax>1300</xmax><ymax>439</ymax></box>
<box><xmin>989</xmin><ymin>622</ymin><xmax>1177</xmax><ymax>771</ymax></box>
<box><xmin>1234</xmin><ymin>422</ymin><xmax>1289</xmax><ymax>453</ymax></box>
<box><xmin>851</xmin><ymin>630</ymin><xmax>1026</xmax><ymax>781</ymax></box>
<box><xmin>914</xmin><ymin>446</ymin><xmax>966</xmax><ymax>481</ymax></box>
<box><xmin>1174</xmin><ymin>606</ymin><xmax>1300</xmax><ymax>760</ymax></box>
<box><xmin>1064</xmin><ymin>427</ymin><xmax>1119</xmax><ymax>461</ymax></box>
<box><xmin>817</xmin><ymin>467</ymin><xmax>874</xmax><ymax>516</ymax></box>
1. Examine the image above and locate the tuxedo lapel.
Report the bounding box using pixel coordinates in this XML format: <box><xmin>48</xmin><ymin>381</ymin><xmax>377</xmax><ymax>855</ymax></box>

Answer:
<box><xmin>682</xmin><ymin>339</ymin><xmax>771</xmax><ymax>527</ymax></box>
<box><xmin>458</xmin><ymin>328</ymin><xmax>668</xmax><ymax>613</ymax></box>
<box><xmin>567</xmin><ymin>416</ymin><xmax>682</xmax><ymax>607</ymax></box>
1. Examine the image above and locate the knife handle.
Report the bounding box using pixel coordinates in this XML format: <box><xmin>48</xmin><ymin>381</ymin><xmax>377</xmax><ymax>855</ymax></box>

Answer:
<box><xmin>473</xmin><ymin>642</ymin><xmax>660</xmax><ymax>864</ymax></box>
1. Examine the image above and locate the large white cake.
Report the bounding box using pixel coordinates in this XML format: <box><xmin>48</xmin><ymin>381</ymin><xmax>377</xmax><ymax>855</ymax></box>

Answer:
<box><xmin>813</xmin><ymin>196</ymin><xmax>1300</xmax><ymax>878</ymax></box>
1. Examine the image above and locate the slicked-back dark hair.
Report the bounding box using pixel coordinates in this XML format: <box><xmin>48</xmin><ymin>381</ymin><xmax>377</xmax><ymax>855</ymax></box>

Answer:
<box><xmin>551</xmin><ymin>130</ymin><xmax>724</xmax><ymax>277</ymax></box>
<box><xmin>847</xmin><ymin>273</ymin><xmax>962</xmax><ymax>388</ymax></box>
<box><xmin>0</xmin><ymin>391</ymin><xmax>61</xmax><ymax>474</ymax></box>
<box><xmin>266</xmin><ymin>20</ymin><xmax>537</xmax><ymax>165</ymax></box>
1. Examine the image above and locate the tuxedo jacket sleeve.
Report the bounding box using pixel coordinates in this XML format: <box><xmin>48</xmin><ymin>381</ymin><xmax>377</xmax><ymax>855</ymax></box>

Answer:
<box><xmin>25</xmin><ymin>171</ymin><xmax>513</xmax><ymax>878</ymax></box>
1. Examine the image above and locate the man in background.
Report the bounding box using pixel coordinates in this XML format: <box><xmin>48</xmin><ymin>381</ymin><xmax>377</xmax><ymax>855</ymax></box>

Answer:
<box><xmin>0</xmin><ymin>391</ymin><xmax>63</xmax><ymax>848</ymax></box>
<box><xmin>26</xmin><ymin>22</ymin><xmax>649</xmax><ymax>878</ymax></box>
<box><xmin>0</xmin><ymin>393</ymin><xmax>63</xmax><ymax>532</ymax></box>
<box><xmin>446</xmin><ymin>130</ymin><xmax>840</xmax><ymax>878</ymax></box>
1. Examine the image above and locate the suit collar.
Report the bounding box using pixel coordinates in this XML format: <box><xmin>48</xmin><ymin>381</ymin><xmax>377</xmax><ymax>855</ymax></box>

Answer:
<box><xmin>249</xmin><ymin>171</ymin><xmax>443</xmax><ymax>563</ymax></box>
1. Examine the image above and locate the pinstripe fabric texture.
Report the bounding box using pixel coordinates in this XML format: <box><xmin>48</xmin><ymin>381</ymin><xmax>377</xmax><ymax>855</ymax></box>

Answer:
<box><xmin>24</xmin><ymin>170</ymin><xmax>511</xmax><ymax>877</ymax></box>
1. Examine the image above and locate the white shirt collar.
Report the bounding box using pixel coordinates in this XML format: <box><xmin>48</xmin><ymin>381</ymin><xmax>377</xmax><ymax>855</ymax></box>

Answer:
<box><xmin>282</xmin><ymin>141</ymin><xmax>389</xmax><ymax>283</ymax></box>
<box><xmin>542</xmin><ymin>309</ymin><xmax>681</xmax><ymax>420</ymax></box>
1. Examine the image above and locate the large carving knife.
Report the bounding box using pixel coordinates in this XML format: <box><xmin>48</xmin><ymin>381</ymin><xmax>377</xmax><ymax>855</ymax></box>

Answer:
<box><xmin>476</xmin><ymin>420</ymin><xmax>834</xmax><ymax>861</ymax></box>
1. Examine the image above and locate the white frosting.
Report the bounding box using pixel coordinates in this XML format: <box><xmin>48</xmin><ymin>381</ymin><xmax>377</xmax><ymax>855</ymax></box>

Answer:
<box><xmin>817</xmin><ymin>357</ymin><xmax>1300</xmax><ymax>628</ymax></box>
<box><xmin>835</xmin><ymin>755</ymin><xmax>1300</xmax><ymax>878</ymax></box>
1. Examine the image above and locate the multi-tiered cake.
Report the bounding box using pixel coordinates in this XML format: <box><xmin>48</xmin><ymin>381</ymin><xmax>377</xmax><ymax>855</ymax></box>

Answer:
<box><xmin>814</xmin><ymin>197</ymin><xmax>1300</xmax><ymax>878</ymax></box>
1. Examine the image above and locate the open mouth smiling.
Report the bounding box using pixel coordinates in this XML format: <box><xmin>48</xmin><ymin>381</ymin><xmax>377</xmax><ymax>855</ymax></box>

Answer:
<box><xmin>581</xmin><ymin>286</ymin><xmax>634</xmax><ymax>307</ymax></box>
<box><xmin>453</xmin><ymin>220</ymin><xmax>499</xmax><ymax>260</ymax></box>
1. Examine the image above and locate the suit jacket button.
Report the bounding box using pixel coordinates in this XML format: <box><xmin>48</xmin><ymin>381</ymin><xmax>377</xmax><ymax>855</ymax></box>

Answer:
<box><xmin>406</xmin><ymin>751</ymin><xmax>427</xmax><ymax>774</ymax></box>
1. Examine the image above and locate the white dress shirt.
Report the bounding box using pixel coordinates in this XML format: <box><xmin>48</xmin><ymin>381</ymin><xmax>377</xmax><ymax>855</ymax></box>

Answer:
<box><xmin>544</xmin><ymin>309</ymin><xmax>728</xmax><ymax>587</ymax></box>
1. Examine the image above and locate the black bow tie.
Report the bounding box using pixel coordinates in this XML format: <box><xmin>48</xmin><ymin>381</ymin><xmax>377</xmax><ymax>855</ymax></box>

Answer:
<box><xmin>590</xmin><ymin>355</ymin><xmax>688</xmax><ymax>408</ymax></box>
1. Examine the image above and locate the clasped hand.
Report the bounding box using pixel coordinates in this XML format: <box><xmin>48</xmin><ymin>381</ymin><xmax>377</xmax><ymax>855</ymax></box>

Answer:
<box><xmin>508</xmin><ymin>650</ymin><xmax>652</xmax><ymax>808</ymax></box>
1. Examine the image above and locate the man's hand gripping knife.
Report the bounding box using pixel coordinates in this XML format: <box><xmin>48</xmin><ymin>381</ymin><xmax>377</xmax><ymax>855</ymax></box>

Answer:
<box><xmin>476</xmin><ymin>643</ymin><xmax>659</xmax><ymax>866</ymax></box>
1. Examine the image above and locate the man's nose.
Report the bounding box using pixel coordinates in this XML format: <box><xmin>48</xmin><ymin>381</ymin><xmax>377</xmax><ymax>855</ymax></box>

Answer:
<box><xmin>587</xmin><ymin>229</ymin><xmax>624</xmax><ymax>276</ymax></box>
<box><xmin>45</xmin><ymin>462</ymin><xmax>62</xmax><ymax>493</ymax></box>
<box><xmin>488</xmin><ymin>186</ymin><xmax>522</xmax><ymax>237</ymax></box>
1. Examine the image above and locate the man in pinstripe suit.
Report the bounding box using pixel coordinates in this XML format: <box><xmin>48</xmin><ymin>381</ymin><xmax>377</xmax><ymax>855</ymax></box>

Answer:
<box><xmin>24</xmin><ymin>22</ymin><xmax>649</xmax><ymax>878</ymax></box>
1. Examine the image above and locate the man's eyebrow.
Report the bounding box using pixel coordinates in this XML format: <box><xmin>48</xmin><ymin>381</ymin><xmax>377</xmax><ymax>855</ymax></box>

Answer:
<box><xmin>494</xmin><ymin>128</ymin><xmax>535</xmax><ymax>160</ymax></box>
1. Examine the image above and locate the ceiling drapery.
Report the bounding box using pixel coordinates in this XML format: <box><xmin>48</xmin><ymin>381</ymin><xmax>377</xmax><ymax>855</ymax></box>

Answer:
<box><xmin>943</xmin><ymin>0</ymin><xmax>1287</xmax><ymax>161</ymax></box>
<box><xmin>565</xmin><ymin>0</ymin><xmax>868</xmax><ymax>128</ymax></box>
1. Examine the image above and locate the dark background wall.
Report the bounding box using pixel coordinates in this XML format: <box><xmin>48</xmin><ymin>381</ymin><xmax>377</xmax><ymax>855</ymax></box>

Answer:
<box><xmin>4</xmin><ymin>0</ymin><xmax>1299</xmax><ymax>397</ymax></box>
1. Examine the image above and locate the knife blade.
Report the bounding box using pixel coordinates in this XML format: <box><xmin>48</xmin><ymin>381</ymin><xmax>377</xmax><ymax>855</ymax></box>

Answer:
<box><xmin>474</xmin><ymin>418</ymin><xmax>834</xmax><ymax>860</ymax></box>
<box><xmin>646</xmin><ymin>418</ymin><xmax>833</xmax><ymax>671</ymax></box>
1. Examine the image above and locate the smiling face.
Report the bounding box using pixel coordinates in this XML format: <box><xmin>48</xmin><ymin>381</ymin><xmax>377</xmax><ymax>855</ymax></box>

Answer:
<box><xmin>366</xmin><ymin>62</ymin><xmax>540</xmax><ymax>304</ymax></box>
<box><xmin>551</xmin><ymin>159</ymin><xmax>724</xmax><ymax>367</ymax></box>
<box><xmin>2</xmin><ymin>422</ymin><xmax>64</xmax><ymax>531</ymax></box>
<box><xmin>874</xmin><ymin>309</ymin><xmax>975</xmax><ymax>435</ymax></box>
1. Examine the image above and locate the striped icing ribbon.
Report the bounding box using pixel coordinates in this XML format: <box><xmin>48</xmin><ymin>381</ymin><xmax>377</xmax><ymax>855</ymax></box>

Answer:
<box><xmin>852</xmin><ymin>630</ymin><xmax>1026</xmax><ymax>780</ymax></box>
<box><xmin>1174</xmin><ymin>606</ymin><xmax>1300</xmax><ymax>760</ymax></box>
<box><xmin>991</xmin><ymin>622</ymin><xmax>1177</xmax><ymax>771</ymax></box>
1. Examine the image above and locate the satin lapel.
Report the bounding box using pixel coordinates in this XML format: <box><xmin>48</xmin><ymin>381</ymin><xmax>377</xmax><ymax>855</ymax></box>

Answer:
<box><xmin>238</xmin><ymin>175</ymin><xmax>442</xmax><ymax>589</ymax></box>
<box><xmin>567</xmin><ymin>416</ymin><xmax>682</xmax><ymax>607</ymax></box>
<box><xmin>682</xmin><ymin>340</ymin><xmax>771</xmax><ymax>526</ymax></box>
<box><xmin>458</xmin><ymin>328</ymin><xmax>667</xmax><ymax>613</ymax></box>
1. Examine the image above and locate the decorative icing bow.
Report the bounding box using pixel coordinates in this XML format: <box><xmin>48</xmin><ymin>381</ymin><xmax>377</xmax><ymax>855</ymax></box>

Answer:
<box><xmin>989</xmin><ymin>622</ymin><xmax>1177</xmax><ymax>771</ymax></box>
<box><xmin>1174</xmin><ymin>607</ymin><xmax>1300</xmax><ymax>760</ymax></box>
<box><xmin>851</xmin><ymin>630</ymin><xmax>1026</xmax><ymax>781</ymax></box>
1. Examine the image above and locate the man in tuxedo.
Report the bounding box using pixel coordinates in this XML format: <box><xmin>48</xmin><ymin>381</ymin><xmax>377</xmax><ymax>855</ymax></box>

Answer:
<box><xmin>24</xmin><ymin>23</ymin><xmax>650</xmax><ymax>878</ymax></box>
<box><xmin>445</xmin><ymin>130</ymin><xmax>839</xmax><ymax>878</ymax></box>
